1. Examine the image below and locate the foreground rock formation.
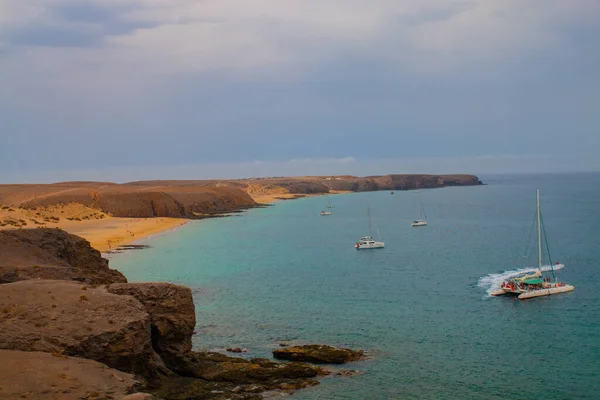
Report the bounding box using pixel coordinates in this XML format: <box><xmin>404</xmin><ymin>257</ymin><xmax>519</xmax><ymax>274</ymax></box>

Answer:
<box><xmin>0</xmin><ymin>350</ymin><xmax>138</xmax><ymax>400</ymax></box>
<box><xmin>0</xmin><ymin>228</ymin><xmax>365</xmax><ymax>399</ymax></box>
<box><xmin>0</xmin><ymin>228</ymin><xmax>127</xmax><ymax>284</ymax></box>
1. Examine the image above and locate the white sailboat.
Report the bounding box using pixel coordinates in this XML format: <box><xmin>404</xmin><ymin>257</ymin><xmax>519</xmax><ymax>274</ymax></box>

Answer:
<box><xmin>326</xmin><ymin>197</ymin><xmax>334</xmax><ymax>209</ymax></box>
<box><xmin>412</xmin><ymin>180</ymin><xmax>421</xmax><ymax>193</ymax></box>
<box><xmin>355</xmin><ymin>207</ymin><xmax>384</xmax><ymax>249</ymax></box>
<box><xmin>411</xmin><ymin>202</ymin><xmax>427</xmax><ymax>227</ymax></box>
<box><xmin>491</xmin><ymin>189</ymin><xmax>574</xmax><ymax>299</ymax></box>
<box><xmin>319</xmin><ymin>210</ymin><xmax>332</xmax><ymax>216</ymax></box>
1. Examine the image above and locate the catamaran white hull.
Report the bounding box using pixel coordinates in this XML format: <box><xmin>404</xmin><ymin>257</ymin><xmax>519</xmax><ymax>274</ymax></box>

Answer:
<box><xmin>491</xmin><ymin>288</ymin><xmax>509</xmax><ymax>296</ymax></box>
<box><xmin>518</xmin><ymin>285</ymin><xmax>574</xmax><ymax>299</ymax></box>
<box><xmin>411</xmin><ymin>221</ymin><xmax>427</xmax><ymax>227</ymax></box>
<box><xmin>355</xmin><ymin>243</ymin><xmax>384</xmax><ymax>249</ymax></box>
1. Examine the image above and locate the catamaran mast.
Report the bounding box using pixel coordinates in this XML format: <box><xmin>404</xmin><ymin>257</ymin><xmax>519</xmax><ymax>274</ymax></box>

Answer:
<box><xmin>368</xmin><ymin>206</ymin><xmax>372</xmax><ymax>235</ymax></box>
<box><xmin>537</xmin><ymin>189</ymin><xmax>542</xmax><ymax>272</ymax></box>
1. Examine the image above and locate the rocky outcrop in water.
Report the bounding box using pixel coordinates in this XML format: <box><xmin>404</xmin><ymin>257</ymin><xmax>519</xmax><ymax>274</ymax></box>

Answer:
<box><xmin>273</xmin><ymin>345</ymin><xmax>365</xmax><ymax>364</ymax></box>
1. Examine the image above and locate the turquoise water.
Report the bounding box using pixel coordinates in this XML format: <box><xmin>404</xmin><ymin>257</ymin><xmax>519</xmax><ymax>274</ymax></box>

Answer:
<box><xmin>111</xmin><ymin>173</ymin><xmax>600</xmax><ymax>399</ymax></box>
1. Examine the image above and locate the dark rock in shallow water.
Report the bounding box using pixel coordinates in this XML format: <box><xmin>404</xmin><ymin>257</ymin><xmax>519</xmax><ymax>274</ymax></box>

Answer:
<box><xmin>117</xmin><ymin>244</ymin><xmax>151</xmax><ymax>250</ymax></box>
<box><xmin>152</xmin><ymin>352</ymin><xmax>325</xmax><ymax>399</ymax></box>
<box><xmin>166</xmin><ymin>351</ymin><xmax>327</xmax><ymax>382</ymax></box>
<box><xmin>154</xmin><ymin>375</ymin><xmax>320</xmax><ymax>400</ymax></box>
<box><xmin>273</xmin><ymin>345</ymin><xmax>365</xmax><ymax>364</ymax></box>
<box><xmin>336</xmin><ymin>369</ymin><xmax>364</xmax><ymax>377</ymax></box>
<box><xmin>227</xmin><ymin>347</ymin><xmax>247</xmax><ymax>353</ymax></box>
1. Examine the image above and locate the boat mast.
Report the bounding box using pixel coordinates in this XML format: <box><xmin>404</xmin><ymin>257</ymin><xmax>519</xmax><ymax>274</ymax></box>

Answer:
<box><xmin>537</xmin><ymin>189</ymin><xmax>542</xmax><ymax>272</ymax></box>
<box><xmin>368</xmin><ymin>206</ymin><xmax>373</xmax><ymax>236</ymax></box>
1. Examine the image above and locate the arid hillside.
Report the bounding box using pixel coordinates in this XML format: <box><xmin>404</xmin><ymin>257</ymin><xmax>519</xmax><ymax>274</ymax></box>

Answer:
<box><xmin>0</xmin><ymin>183</ymin><xmax>256</xmax><ymax>218</ymax></box>
<box><xmin>0</xmin><ymin>174</ymin><xmax>481</xmax><ymax>221</ymax></box>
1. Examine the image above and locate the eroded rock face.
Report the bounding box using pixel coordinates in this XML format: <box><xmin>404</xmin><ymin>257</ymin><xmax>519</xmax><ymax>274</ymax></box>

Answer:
<box><xmin>0</xmin><ymin>280</ymin><xmax>155</xmax><ymax>377</ymax></box>
<box><xmin>107</xmin><ymin>283</ymin><xmax>195</xmax><ymax>370</ymax></box>
<box><xmin>273</xmin><ymin>345</ymin><xmax>365</xmax><ymax>364</ymax></box>
<box><xmin>0</xmin><ymin>228</ymin><xmax>126</xmax><ymax>285</ymax></box>
<box><xmin>0</xmin><ymin>350</ymin><xmax>137</xmax><ymax>400</ymax></box>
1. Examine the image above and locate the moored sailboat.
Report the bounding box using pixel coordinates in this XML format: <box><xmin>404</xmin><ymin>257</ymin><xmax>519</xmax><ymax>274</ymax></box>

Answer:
<box><xmin>411</xmin><ymin>202</ymin><xmax>427</xmax><ymax>227</ymax></box>
<box><xmin>491</xmin><ymin>189</ymin><xmax>574</xmax><ymax>299</ymax></box>
<box><xmin>355</xmin><ymin>207</ymin><xmax>384</xmax><ymax>249</ymax></box>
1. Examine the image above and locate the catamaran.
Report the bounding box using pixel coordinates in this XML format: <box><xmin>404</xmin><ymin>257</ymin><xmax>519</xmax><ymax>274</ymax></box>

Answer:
<box><xmin>320</xmin><ymin>210</ymin><xmax>332</xmax><ymax>216</ymax></box>
<box><xmin>355</xmin><ymin>207</ymin><xmax>384</xmax><ymax>249</ymax></box>
<box><xmin>491</xmin><ymin>189</ymin><xmax>574</xmax><ymax>300</ymax></box>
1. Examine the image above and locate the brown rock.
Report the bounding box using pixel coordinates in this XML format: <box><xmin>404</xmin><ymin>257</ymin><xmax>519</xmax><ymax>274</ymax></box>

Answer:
<box><xmin>226</xmin><ymin>347</ymin><xmax>247</xmax><ymax>353</ymax></box>
<box><xmin>336</xmin><ymin>369</ymin><xmax>364</xmax><ymax>377</ymax></box>
<box><xmin>166</xmin><ymin>351</ymin><xmax>327</xmax><ymax>383</ymax></box>
<box><xmin>0</xmin><ymin>228</ymin><xmax>126</xmax><ymax>284</ymax></box>
<box><xmin>0</xmin><ymin>280</ymin><xmax>156</xmax><ymax>377</ymax></box>
<box><xmin>0</xmin><ymin>350</ymin><xmax>137</xmax><ymax>400</ymax></box>
<box><xmin>107</xmin><ymin>282</ymin><xmax>196</xmax><ymax>371</ymax></box>
<box><xmin>273</xmin><ymin>345</ymin><xmax>365</xmax><ymax>364</ymax></box>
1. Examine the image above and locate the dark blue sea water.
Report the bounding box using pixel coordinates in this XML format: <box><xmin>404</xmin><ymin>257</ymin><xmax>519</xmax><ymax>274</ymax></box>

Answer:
<box><xmin>111</xmin><ymin>173</ymin><xmax>600</xmax><ymax>399</ymax></box>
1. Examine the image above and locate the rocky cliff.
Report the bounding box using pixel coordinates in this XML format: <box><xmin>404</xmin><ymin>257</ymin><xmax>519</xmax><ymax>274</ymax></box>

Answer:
<box><xmin>0</xmin><ymin>229</ymin><xmax>361</xmax><ymax>399</ymax></box>
<box><xmin>0</xmin><ymin>228</ymin><xmax>127</xmax><ymax>284</ymax></box>
<box><xmin>0</xmin><ymin>174</ymin><xmax>481</xmax><ymax>220</ymax></box>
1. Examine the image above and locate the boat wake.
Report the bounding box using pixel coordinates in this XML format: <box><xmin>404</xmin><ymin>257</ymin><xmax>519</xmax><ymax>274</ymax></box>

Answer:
<box><xmin>478</xmin><ymin>264</ymin><xmax>565</xmax><ymax>297</ymax></box>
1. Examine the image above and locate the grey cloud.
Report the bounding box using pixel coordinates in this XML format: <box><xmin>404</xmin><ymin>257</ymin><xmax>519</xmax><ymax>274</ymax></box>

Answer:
<box><xmin>3</xmin><ymin>2</ymin><xmax>158</xmax><ymax>48</ymax></box>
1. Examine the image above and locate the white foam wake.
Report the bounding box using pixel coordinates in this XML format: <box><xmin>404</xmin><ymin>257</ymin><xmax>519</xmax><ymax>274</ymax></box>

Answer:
<box><xmin>478</xmin><ymin>264</ymin><xmax>565</xmax><ymax>296</ymax></box>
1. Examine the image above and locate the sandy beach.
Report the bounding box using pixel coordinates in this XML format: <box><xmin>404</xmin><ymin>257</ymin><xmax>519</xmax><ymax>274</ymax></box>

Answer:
<box><xmin>251</xmin><ymin>190</ymin><xmax>352</xmax><ymax>204</ymax></box>
<box><xmin>0</xmin><ymin>204</ymin><xmax>187</xmax><ymax>252</ymax></box>
<box><xmin>63</xmin><ymin>217</ymin><xmax>188</xmax><ymax>252</ymax></box>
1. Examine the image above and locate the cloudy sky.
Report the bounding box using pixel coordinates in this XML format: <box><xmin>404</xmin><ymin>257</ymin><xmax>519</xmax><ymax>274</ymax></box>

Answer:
<box><xmin>1</xmin><ymin>0</ymin><xmax>598</xmax><ymax>183</ymax></box>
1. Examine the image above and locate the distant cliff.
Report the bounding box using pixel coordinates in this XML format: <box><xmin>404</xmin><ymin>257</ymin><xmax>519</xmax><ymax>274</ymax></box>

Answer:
<box><xmin>0</xmin><ymin>174</ymin><xmax>482</xmax><ymax>217</ymax></box>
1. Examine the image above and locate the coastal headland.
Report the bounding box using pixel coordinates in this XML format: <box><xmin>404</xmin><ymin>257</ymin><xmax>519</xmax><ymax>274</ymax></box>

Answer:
<box><xmin>0</xmin><ymin>228</ymin><xmax>364</xmax><ymax>399</ymax></box>
<box><xmin>0</xmin><ymin>174</ymin><xmax>481</xmax><ymax>251</ymax></box>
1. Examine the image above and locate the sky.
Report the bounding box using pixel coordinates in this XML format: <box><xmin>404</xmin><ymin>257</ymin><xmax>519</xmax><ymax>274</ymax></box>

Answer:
<box><xmin>1</xmin><ymin>0</ymin><xmax>599</xmax><ymax>183</ymax></box>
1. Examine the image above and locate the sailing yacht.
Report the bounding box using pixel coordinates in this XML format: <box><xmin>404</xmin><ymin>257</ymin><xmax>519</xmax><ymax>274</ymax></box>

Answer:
<box><xmin>411</xmin><ymin>187</ymin><xmax>427</xmax><ymax>227</ymax></box>
<box><xmin>320</xmin><ymin>210</ymin><xmax>332</xmax><ymax>216</ymax></box>
<box><xmin>355</xmin><ymin>207</ymin><xmax>384</xmax><ymax>249</ymax></box>
<box><xmin>411</xmin><ymin>202</ymin><xmax>427</xmax><ymax>227</ymax></box>
<box><xmin>491</xmin><ymin>189</ymin><xmax>574</xmax><ymax>299</ymax></box>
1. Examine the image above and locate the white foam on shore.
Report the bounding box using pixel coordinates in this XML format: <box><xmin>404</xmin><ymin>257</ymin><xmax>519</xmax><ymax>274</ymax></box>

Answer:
<box><xmin>478</xmin><ymin>263</ymin><xmax>565</xmax><ymax>296</ymax></box>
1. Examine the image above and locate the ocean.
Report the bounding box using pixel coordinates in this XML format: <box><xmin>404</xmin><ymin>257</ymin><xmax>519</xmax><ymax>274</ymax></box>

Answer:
<box><xmin>110</xmin><ymin>173</ymin><xmax>600</xmax><ymax>399</ymax></box>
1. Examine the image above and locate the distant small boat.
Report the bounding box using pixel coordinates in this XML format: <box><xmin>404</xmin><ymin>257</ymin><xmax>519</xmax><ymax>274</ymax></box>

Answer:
<box><xmin>355</xmin><ymin>207</ymin><xmax>384</xmax><ymax>249</ymax></box>
<box><xmin>320</xmin><ymin>210</ymin><xmax>332</xmax><ymax>216</ymax></box>
<box><xmin>326</xmin><ymin>198</ymin><xmax>334</xmax><ymax>209</ymax></box>
<box><xmin>412</xmin><ymin>180</ymin><xmax>421</xmax><ymax>193</ymax></box>
<box><xmin>391</xmin><ymin>191</ymin><xmax>394</xmax><ymax>194</ymax></box>
<box><xmin>490</xmin><ymin>189</ymin><xmax>574</xmax><ymax>300</ymax></box>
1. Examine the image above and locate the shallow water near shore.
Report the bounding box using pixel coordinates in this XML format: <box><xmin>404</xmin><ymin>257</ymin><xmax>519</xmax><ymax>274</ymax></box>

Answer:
<box><xmin>111</xmin><ymin>173</ymin><xmax>600</xmax><ymax>399</ymax></box>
